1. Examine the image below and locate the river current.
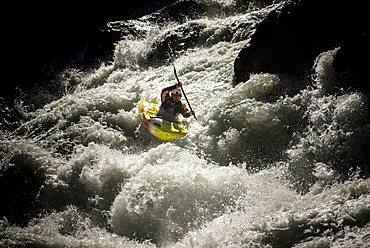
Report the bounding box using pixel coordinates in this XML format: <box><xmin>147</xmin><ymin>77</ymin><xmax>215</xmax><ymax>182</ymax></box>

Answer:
<box><xmin>1</xmin><ymin>1</ymin><xmax>369</xmax><ymax>247</ymax></box>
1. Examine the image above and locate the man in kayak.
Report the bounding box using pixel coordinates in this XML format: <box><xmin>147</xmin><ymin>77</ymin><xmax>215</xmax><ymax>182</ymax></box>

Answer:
<box><xmin>157</xmin><ymin>82</ymin><xmax>195</xmax><ymax>123</ymax></box>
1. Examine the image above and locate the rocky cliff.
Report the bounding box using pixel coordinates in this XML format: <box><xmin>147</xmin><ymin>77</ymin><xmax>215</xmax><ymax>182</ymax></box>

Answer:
<box><xmin>234</xmin><ymin>0</ymin><xmax>368</xmax><ymax>95</ymax></box>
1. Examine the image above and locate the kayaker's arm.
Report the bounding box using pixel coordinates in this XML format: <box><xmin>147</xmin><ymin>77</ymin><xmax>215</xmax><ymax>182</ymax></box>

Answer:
<box><xmin>180</xmin><ymin>104</ymin><xmax>195</xmax><ymax>118</ymax></box>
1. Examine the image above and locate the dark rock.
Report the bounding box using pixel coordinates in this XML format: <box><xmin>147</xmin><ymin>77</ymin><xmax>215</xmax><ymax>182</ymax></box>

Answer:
<box><xmin>82</xmin><ymin>26</ymin><xmax>129</xmax><ymax>67</ymax></box>
<box><xmin>332</xmin><ymin>33</ymin><xmax>370</xmax><ymax>94</ymax></box>
<box><xmin>233</xmin><ymin>0</ymin><xmax>368</xmax><ymax>84</ymax></box>
<box><xmin>0</xmin><ymin>98</ymin><xmax>25</xmax><ymax>132</ymax></box>
<box><xmin>341</xmin><ymin>214</ymin><xmax>357</xmax><ymax>226</ymax></box>
<box><xmin>353</xmin><ymin>204</ymin><xmax>370</xmax><ymax>226</ymax></box>
<box><xmin>0</xmin><ymin>151</ymin><xmax>47</xmax><ymax>225</ymax></box>
<box><xmin>144</xmin><ymin>21</ymin><xmax>207</xmax><ymax>66</ymax></box>
<box><xmin>146</xmin><ymin>0</ymin><xmax>205</xmax><ymax>24</ymax></box>
<box><xmin>83</xmin><ymin>1</ymin><xmax>206</xmax><ymax>69</ymax></box>
<box><xmin>3</xmin><ymin>1</ymin><xmax>178</xmax><ymax>103</ymax></box>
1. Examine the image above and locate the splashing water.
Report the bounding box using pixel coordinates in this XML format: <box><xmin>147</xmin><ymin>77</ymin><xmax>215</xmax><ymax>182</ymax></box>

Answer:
<box><xmin>1</xmin><ymin>1</ymin><xmax>369</xmax><ymax>247</ymax></box>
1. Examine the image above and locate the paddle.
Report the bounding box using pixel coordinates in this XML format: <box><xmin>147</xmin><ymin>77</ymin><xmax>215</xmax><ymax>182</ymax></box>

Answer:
<box><xmin>171</xmin><ymin>63</ymin><xmax>198</xmax><ymax>121</ymax></box>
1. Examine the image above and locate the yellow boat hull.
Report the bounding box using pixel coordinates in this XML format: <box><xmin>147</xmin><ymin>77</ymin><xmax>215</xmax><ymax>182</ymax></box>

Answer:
<box><xmin>139</xmin><ymin>102</ymin><xmax>188</xmax><ymax>141</ymax></box>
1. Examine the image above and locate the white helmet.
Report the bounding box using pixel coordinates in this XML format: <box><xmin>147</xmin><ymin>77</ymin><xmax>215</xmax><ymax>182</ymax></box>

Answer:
<box><xmin>171</xmin><ymin>88</ymin><xmax>181</xmax><ymax>96</ymax></box>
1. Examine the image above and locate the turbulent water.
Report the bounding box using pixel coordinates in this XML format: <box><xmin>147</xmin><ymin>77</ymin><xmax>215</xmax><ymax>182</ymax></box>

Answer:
<box><xmin>1</xmin><ymin>1</ymin><xmax>370</xmax><ymax>247</ymax></box>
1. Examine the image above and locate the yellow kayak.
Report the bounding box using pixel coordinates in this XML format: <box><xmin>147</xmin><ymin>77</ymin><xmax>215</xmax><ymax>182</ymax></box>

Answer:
<box><xmin>139</xmin><ymin>101</ymin><xmax>188</xmax><ymax>141</ymax></box>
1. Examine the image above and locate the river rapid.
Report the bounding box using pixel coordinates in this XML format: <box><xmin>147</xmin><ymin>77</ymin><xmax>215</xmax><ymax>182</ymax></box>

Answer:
<box><xmin>1</xmin><ymin>1</ymin><xmax>370</xmax><ymax>247</ymax></box>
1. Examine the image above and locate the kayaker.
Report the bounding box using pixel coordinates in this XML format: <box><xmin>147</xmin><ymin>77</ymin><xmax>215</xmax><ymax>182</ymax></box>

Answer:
<box><xmin>157</xmin><ymin>82</ymin><xmax>195</xmax><ymax>123</ymax></box>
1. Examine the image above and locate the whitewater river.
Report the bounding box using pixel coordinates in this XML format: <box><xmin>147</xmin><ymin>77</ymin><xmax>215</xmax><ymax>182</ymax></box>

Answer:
<box><xmin>1</xmin><ymin>1</ymin><xmax>369</xmax><ymax>247</ymax></box>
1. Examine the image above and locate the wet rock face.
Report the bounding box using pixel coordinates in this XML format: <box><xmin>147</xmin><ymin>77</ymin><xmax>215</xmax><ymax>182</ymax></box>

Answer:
<box><xmin>0</xmin><ymin>151</ymin><xmax>47</xmax><ymax>225</ymax></box>
<box><xmin>331</xmin><ymin>34</ymin><xmax>370</xmax><ymax>94</ymax></box>
<box><xmin>145</xmin><ymin>0</ymin><xmax>205</xmax><ymax>23</ymax></box>
<box><xmin>233</xmin><ymin>0</ymin><xmax>368</xmax><ymax>88</ymax></box>
<box><xmin>144</xmin><ymin>21</ymin><xmax>207</xmax><ymax>66</ymax></box>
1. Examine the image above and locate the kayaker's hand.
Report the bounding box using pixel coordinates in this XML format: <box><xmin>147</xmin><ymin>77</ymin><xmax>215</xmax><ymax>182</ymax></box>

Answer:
<box><xmin>176</xmin><ymin>82</ymin><xmax>182</xmax><ymax>88</ymax></box>
<box><xmin>189</xmin><ymin>111</ymin><xmax>195</xmax><ymax>116</ymax></box>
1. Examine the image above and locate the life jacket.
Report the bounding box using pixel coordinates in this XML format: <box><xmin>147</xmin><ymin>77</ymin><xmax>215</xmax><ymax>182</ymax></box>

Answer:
<box><xmin>161</xmin><ymin>97</ymin><xmax>183</xmax><ymax>115</ymax></box>
<box><xmin>159</xmin><ymin>84</ymin><xmax>191</xmax><ymax>119</ymax></box>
